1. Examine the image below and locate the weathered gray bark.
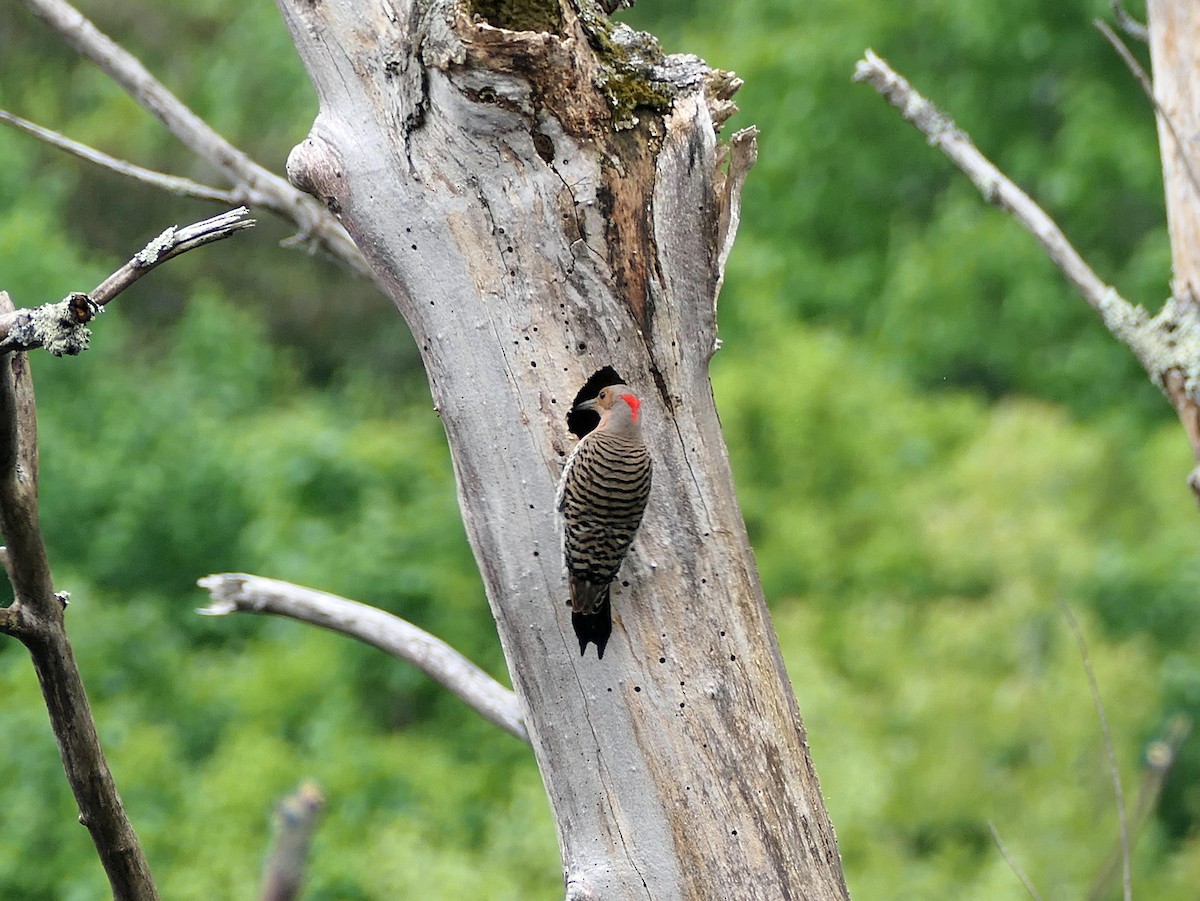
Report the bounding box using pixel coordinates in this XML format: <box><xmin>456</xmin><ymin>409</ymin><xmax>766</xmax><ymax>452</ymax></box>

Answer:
<box><xmin>1149</xmin><ymin>0</ymin><xmax>1200</xmax><ymax>308</ymax></box>
<box><xmin>276</xmin><ymin>0</ymin><xmax>847</xmax><ymax>897</ymax></box>
<box><xmin>1147</xmin><ymin>2</ymin><xmax>1200</xmax><ymax>492</ymax></box>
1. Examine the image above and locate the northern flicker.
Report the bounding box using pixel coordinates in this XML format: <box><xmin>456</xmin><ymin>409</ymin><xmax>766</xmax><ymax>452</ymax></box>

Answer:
<box><xmin>556</xmin><ymin>384</ymin><xmax>653</xmax><ymax>659</ymax></box>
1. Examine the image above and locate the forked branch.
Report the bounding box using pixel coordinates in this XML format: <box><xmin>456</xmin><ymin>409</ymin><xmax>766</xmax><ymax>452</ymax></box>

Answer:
<box><xmin>0</xmin><ymin>204</ymin><xmax>260</xmax><ymax>898</ymax></box>
<box><xmin>0</xmin><ymin>291</ymin><xmax>159</xmax><ymax>898</ymax></box>
<box><xmin>0</xmin><ymin>208</ymin><xmax>254</xmax><ymax>355</ymax></box>
<box><xmin>854</xmin><ymin>49</ymin><xmax>1200</xmax><ymax>498</ymax></box>
<box><xmin>19</xmin><ymin>0</ymin><xmax>371</xmax><ymax>278</ymax></box>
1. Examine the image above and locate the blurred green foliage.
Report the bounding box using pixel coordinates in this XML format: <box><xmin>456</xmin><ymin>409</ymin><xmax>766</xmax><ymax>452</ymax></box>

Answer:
<box><xmin>1</xmin><ymin>0</ymin><xmax>1199</xmax><ymax>898</ymax></box>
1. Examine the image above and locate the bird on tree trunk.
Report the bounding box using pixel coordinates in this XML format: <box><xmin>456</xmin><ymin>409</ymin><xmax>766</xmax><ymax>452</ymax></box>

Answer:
<box><xmin>556</xmin><ymin>384</ymin><xmax>653</xmax><ymax>659</ymax></box>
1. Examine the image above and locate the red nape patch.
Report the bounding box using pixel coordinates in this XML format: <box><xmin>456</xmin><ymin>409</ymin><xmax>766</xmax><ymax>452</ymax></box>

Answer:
<box><xmin>620</xmin><ymin>393</ymin><xmax>641</xmax><ymax>422</ymax></box>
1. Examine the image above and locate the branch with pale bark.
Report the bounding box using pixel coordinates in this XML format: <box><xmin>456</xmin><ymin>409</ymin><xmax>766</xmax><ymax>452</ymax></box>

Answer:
<box><xmin>197</xmin><ymin>573</ymin><xmax>529</xmax><ymax>743</ymax></box>
<box><xmin>15</xmin><ymin>0</ymin><xmax>371</xmax><ymax>279</ymax></box>
<box><xmin>0</xmin><ymin>208</ymin><xmax>254</xmax><ymax>355</ymax></box>
<box><xmin>0</xmin><ymin>109</ymin><xmax>237</xmax><ymax>204</ymax></box>
<box><xmin>261</xmin><ymin>781</ymin><xmax>325</xmax><ymax>901</ymax></box>
<box><xmin>853</xmin><ymin>49</ymin><xmax>1200</xmax><ymax>498</ymax></box>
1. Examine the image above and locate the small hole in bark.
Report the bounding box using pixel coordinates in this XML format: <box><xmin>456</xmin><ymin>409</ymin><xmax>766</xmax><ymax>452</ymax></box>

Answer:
<box><xmin>577</xmin><ymin>342</ymin><xmax>587</xmax><ymax>352</ymax></box>
<box><xmin>532</xmin><ymin>550</ymin><xmax>539</xmax><ymax>557</ymax></box>
<box><xmin>411</xmin><ymin>244</ymin><xmax>417</xmax><ymax>250</ymax></box>
<box><xmin>659</xmin><ymin>657</ymin><xmax>666</xmax><ymax>664</ymax></box>
<box><xmin>533</xmin><ymin>131</ymin><xmax>555</xmax><ymax>164</ymax></box>
<box><xmin>634</xmin><ymin>686</ymin><xmax>642</xmax><ymax>693</ymax></box>
<box><xmin>730</xmin><ymin>654</ymin><xmax>736</xmax><ymax>661</ymax></box>
<box><xmin>530</xmin><ymin>361</ymin><xmax>537</xmax><ymax>368</ymax></box>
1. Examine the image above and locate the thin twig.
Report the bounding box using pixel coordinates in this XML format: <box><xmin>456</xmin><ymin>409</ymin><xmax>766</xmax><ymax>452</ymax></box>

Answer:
<box><xmin>987</xmin><ymin>822</ymin><xmax>1044</xmax><ymax>901</ymax></box>
<box><xmin>1094</xmin><ymin>19</ymin><xmax>1200</xmax><ymax>202</ymax></box>
<box><xmin>0</xmin><ymin>109</ymin><xmax>236</xmax><ymax>203</ymax></box>
<box><xmin>197</xmin><ymin>573</ymin><xmax>529</xmax><ymax>743</ymax></box>
<box><xmin>1089</xmin><ymin>715</ymin><xmax>1192</xmax><ymax>899</ymax></box>
<box><xmin>0</xmin><ymin>208</ymin><xmax>255</xmax><ymax>355</ymax></box>
<box><xmin>89</xmin><ymin>207</ymin><xmax>256</xmax><ymax>305</ymax></box>
<box><xmin>21</xmin><ymin>0</ymin><xmax>373</xmax><ymax>280</ymax></box>
<box><xmin>1061</xmin><ymin>602</ymin><xmax>1131</xmax><ymax>901</ymax></box>
<box><xmin>1112</xmin><ymin>1</ymin><xmax>1148</xmax><ymax>42</ymax></box>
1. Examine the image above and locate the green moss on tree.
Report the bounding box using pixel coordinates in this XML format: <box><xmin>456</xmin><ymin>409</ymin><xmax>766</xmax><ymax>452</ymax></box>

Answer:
<box><xmin>468</xmin><ymin>0</ymin><xmax>562</xmax><ymax>34</ymax></box>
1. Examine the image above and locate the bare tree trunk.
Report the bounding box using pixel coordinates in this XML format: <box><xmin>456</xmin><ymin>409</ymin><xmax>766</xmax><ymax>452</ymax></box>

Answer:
<box><xmin>275</xmin><ymin>0</ymin><xmax>847</xmax><ymax>897</ymax></box>
<box><xmin>1148</xmin><ymin>1</ymin><xmax>1200</xmax><ymax>305</ymax></box>
<box><xmin>1146</xmin><ymin>2</ymin><xmax>1200</xmax><ymax>491</ymax></box>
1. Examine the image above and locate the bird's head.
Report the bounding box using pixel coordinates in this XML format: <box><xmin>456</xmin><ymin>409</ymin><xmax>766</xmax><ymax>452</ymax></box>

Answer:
<box><xmin>576</xmin><ymin>384</ymin><xmax>642</xmax><ymax>435</ymax></box>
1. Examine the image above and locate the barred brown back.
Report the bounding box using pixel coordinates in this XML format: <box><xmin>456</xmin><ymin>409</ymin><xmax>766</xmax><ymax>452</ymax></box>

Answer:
<box><xmin>558</xmin><ymin>429</ymin><xmax>653</xmax><ymax>613</ymax></box>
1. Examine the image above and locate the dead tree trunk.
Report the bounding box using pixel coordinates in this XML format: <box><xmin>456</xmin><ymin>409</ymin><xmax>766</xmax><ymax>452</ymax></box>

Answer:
<box><xmin>1147</xmin><ymin>2</ymin><xmax>1200</xmax><ymax>492</ymax></box>
<box><xmin>1149</xmin><ymin>0</ymin><xmax>1200</xmax><ymax>306</ymax></box>
<box><xmin>276</xmin><ymin>0</ymin><xmax>847</xmax><ymax>896</ymax></box>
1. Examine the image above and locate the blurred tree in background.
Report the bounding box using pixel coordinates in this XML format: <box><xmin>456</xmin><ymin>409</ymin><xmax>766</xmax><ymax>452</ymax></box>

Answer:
<box><xmin>2</xmin><ymin>0</ymin><xmax>1199</xmax><ymax>898</ymax></box>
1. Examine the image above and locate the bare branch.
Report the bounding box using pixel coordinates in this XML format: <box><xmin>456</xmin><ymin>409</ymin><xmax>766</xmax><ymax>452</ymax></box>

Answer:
<box><xmin>1061</xmin><ymin>602</ymin><xmax>1131</xmax><ymax>901</ymax></box>
<box><xmin>1094</xmin><ymin>19</ymin><xmax>1200</xmax><ymax>201</ymax></box>
<box><xmin>1112</xmin><ymin>1</ymin><xmax>1149</xmax><ymax>42</ymax></box>
<box><xmin>261</xmin><ymin>782</ymin><xmax>325</xmax><ymax>901</ymax></box>
<box><xmin>853</xmin><ymin>51</ymin><xmax>1122</xmax><ymax>319</ymax></box>
<box><xmin>89</xmin><ymin>207</ymin><xmax>256</xmax><ymax>305</ymax></box>
<box><xmin>197</xmin><ymin>573</ymin><xmax>529</xmax><ymax>744</ymax></box>
<box><xmin>0</xmin><ymin>109</ymin><xmax>236</xmax><ymax>203</ymax></box>
<box><xmin>0</xmin><ymin>208</ymin><xmax>255</xmax><ymax>355</ymax></box>
<box><xmin>0</xmin><ymin>290</ymin><xmax>159</xmax><ymax>899</ymax></box>
<box><xmin>987</xmin><ymin>822</ymin><xmax>1044</xmax><ymax>901</ymax></box>
<box><xmin>854</xmin><ymin>49</ymin><xmax>1200</xmax><ymax>499</ymax></box>
<box><xmin>21</xmin><ymin>0</ymin><xmax>373</xmax><ymax>280</ymax></box>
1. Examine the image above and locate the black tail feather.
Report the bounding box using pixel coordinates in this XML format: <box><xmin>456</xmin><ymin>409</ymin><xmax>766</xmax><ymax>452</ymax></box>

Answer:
<box><xmin>572</xmin><ymin>591</ymin><xmax>612</xmax><ymax>659</ymax></box>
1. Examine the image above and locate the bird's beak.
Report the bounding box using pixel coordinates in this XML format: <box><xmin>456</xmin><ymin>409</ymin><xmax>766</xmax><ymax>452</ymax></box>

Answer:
<box><xmin>574</xmin><ymin>397</ymin><xmax>599</xmax><ymax>412</ymax></box>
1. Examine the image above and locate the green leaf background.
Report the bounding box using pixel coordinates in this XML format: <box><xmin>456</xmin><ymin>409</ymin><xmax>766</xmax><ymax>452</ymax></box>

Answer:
<box><xmin>2</xmin><ymin>0</ymin><xmax>1198</xmax><ymax>897</ymax></box>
